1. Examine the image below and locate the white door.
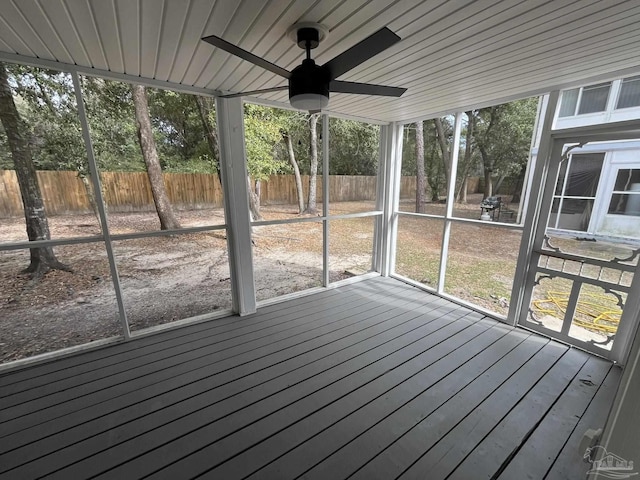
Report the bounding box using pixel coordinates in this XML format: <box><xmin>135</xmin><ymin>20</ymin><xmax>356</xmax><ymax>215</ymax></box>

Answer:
<box><xmin>518</xmin><ymin>138</ymin><xmax>639</xmax><ymax>360</ymax></box>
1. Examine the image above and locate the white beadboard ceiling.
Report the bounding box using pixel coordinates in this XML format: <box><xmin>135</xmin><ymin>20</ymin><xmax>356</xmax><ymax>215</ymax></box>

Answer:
<box><xmin>1</xmin><ymin>0</ymin><xmax>639</xmax><ymax>123</ymax></box>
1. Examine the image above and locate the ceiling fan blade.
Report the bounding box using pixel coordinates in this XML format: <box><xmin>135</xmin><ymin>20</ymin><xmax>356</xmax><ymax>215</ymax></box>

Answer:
<box><xmin>322</xmin><ymin>27</ymin><xmax>401</xmax><ymax>80</ymax></box>
<box><xmin>202</xmin><ymin>35</ymin><xmax>291</xmax><ymax>79</ymax></box>
<box><xmin>220</xmin><ymin>85</ymin><xmax>289</xmax><ymax>99</ymax></box>
<box><xmin>330</xmin><ymin>80</ymin><xmax>406</xmax><ymax>97</ymax></box>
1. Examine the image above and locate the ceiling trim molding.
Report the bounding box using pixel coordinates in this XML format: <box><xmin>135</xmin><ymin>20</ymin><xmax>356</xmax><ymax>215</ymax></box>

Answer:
<box><xmin>0</xmin><ymin>52</ymin><xmax>222</xmax><ymax>97</ymax></box>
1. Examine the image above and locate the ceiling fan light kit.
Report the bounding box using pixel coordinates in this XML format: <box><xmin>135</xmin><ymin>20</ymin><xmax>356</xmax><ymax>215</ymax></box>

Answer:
<box><xmin>202</xmin><ymin>23</ymin><xmax>406</xmax><ymax>112</ymax></box>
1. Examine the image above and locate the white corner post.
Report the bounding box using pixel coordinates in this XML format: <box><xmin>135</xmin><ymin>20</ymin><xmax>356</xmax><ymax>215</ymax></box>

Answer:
<box><xmin>507</xmin><ymin>91</ymin><xmax>559</xmax><ymax>326</ymax></box>
<box><xmin>215</xmin><ymin>97</ymin><xmax>256</xmax><ymax>315</ymax></box>
<box><xmin>322</xmin><ymin>114</ymin><xmax>330</xmax><ymax>287</ymax></box>
<box><xmin>71</xmin><ymin>71</ymin><xmax>131</xmax><ymax>339</ymax></box>
<box><xmin>379</xmin><ymin>122</ymin><xmax>403</xmax><ymax>277</ymax></box>
<box><xmin>437</xmin><ymin>112</ymin><xmax>463</xmax><ymax>294</ymax></box>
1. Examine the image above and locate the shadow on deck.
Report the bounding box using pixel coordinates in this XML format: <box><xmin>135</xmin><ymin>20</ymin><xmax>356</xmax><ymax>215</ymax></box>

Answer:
<box><xmin>0</xmin><ymin>277</ymin><xmax>621</xmax><ymax>479</ymax></box>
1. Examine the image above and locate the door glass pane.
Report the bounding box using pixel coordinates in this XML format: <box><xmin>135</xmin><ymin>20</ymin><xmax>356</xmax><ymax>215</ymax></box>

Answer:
<box><xmin>577</xmin><ymin>83</ymin><xmax>611</xmax><ymax>114</ymax></box>
<box><xmin>616</xmin><ymin>76</ymin><xmax>640</xmax><ymax>109</ymax></box>
<box><xmin>559</xmin><ymin>89</ymin><xmax>579</xmax><ymax>117</ymax></box>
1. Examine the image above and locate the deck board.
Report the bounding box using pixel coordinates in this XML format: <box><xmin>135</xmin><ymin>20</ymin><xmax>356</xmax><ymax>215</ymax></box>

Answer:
<box><xmin>0</xmin><ymin>276</ymin><xmax>621</xmax><ymax>480</ymax></box>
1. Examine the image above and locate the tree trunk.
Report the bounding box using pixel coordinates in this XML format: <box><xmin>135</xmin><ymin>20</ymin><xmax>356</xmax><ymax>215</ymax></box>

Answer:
<box><xmin>414</xmin><ymin>121</ymin><xmax>426</xmax><ymax>213</ymax></box>
<box><xmin>247</xmin><ymin>176</ymin><xmax>262</xmax><ymax>220</ymax></box>
<box><xmin>479</xmin><ymin>144</ymin><xmax>493</xmax><ymax>198</ymax></box>
<box><xmin>195</xmin><ymin>96</ymin><xmax>221</xmax><ymax>178</ymax></box>
<box><xmin>434</xmin><ymin>118</ymin><xmax>451</xmax><ymax>196</ymax></box>
<box><xmin>455</xmin><ymin>111</ymin><xmax>475</xmax><ymax>203</ymax></box>
<box><xmin>131</xmin><ymin>84</ymin><xmax>181</xmax><ymax>230</ymax></box>
<box><xmin>284</xmin><ymin>132</ymin><xmax>304</xmax><ymax>213</ymax></box>
<box><xmin>80</xmin><ymin>173</ymin><xmax>101</xmax><ymax>225</ymax></box>
<box><xmin>303</xmin><ymin>113</ymin><xmax>320</xmax><ymax>215</ymax></box>
<box><xmin>0</xmin><ymin>63</ymin><xmax>70</xmax><ymax>277</ymax></box>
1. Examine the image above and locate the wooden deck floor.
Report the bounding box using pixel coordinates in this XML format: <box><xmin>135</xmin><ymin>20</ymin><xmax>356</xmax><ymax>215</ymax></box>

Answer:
<box><xmin>0</xmin><ymin>277</ymin><xmax>621</xmax><ymax>480</ymax></box>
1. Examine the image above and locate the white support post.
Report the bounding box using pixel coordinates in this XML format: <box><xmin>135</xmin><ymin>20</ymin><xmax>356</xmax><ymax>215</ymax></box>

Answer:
<box><xmin>322</xmin><ymin>114</ymin><xmax>330</xmax><ymax>287</ymax></box>
<box><xmin>508</xmin><ymin>91</ymin><xmax>560</xmax><ymax>325</ymax></box>
<box><xmin>437</xmin><ymin>112</ymin><xmax>463</xmax><ymax>294</ymax></box>
<box><xmin>71</xmin><ymin>72</ymin><xmax>131</xmax><ymax>339</ymax></box>
<box><xmin>215</xmin><ymin>97</ymin><xmax>256</xmax><ymax>315</ymax></box>
<box><xmin>379</xmin><ymin>123</ymin><xmax>403</xmax><ymax>277</ymax></box>
<box><xmin>372</xmin><ymin>124</ymin><xmax>387</xmax><ymax>273</ymax></box>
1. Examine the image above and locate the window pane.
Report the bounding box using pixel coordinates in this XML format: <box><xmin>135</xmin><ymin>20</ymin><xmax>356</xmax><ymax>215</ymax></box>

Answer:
<box><xmin>1</xmin><ymin>244</ymin><xmax>122</xmax><ymax>364</ymax></box>
<box><xmin>557</xmin><ymin>199</ymin><xmax>594</xmax><ymax>231</ymax></box>
<box><xmin>398</xmin><ymin>117</ymin><xmax>453</xmax><ymax>215</ymax></box>
<box><xmin>394</xmin><ymin>216</ymin><xmax>444</xmax><ymax>289</ymax></box>
<box><xmin>577</xmin><ymin>83</ymin><xmax>610</xmax><ymax>114</ymax></box>
<box><xmin>559</xmin><ymin>89</ymin><xmax>579</xmax><ymax>117</ymax></box>
<box><xmin>328</xmin><ymin>118</ymin><xmax>380</xmax><ymax>215</ymax></box>
<box><xmin>329</xmin><ymin>216</ymin><xmax>376</xmax><ymax>282</ymax></box>
<box><xmin>113</xmin><ymin>233</ymin><xmax>232</xmax><ymax>332</ymax></box>
<box><xmin>0</xmin><ymin>65</ymin><xmax>104</xmax><ymax>243</ymax></box>
<box><xmin>554</xmin><ymin>160</ymin><xmax>568</xmax><ymax>195</ymax></box>
<box><xmin>608</xmin><ymin>194</ymin><xmax>640</xmax><ymax>216</ymax></box>
<box><xmin>616</xmin><ymin>76</ymin><xmax>640</xmax><ymax>109</ymax></box>
<box><xmin>252</xmin><ymin>220</ymin><xmax>323</xmax><ymax>302</ymax></box>
<box><xmin>612</xmin><ymin>168</ymin><xmax>640</xmax><ymax>191</ymax></box>
<box><xmin>444</xmin><ymin>223</ymin><xmax>522</xmax><ymax>317</ymax></box>
<box><xmin>564</xmin><ymin>153</ymin><xmax>604</xmax><ymax>197</ymax></box>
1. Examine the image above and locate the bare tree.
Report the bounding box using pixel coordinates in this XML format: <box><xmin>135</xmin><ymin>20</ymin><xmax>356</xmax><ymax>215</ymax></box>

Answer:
<box><xmin>0</xmin><ymin>63</ymin><xmax>70</xmax><ymax>277</ymax></box>
<box><xmin>455</xmin><ymin>111</ymin><xmax>476</xmax><ymax>203</ymax></box>
<box><xmin>434</xmin><ymin>118</ymin><xmax>451</xmax><ymax>196</ymax></box>
<box><xmin>414</xmin><ymin>121</ymin><xmax>426</xmax><ymax>213</ymax></box>
<box><xmin>283</xmin><ymin>131</ymin><xmax>304</xmax><ymax>213</ymax></box>
<box><xmin>302</xmin><ymin>113</ymin><xmax>320</xmax><ymax>215</ymax></box>
<box><xmin>131</xmin><ymin>84</ymin><xmax>181</xmax><ymax>230</ymax></box>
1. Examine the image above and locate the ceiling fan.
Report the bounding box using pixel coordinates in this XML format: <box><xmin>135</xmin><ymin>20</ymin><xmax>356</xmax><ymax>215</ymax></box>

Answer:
<box><xmin>201</xmin><ymin>23</ymin><xmax>407</xmax><ymax>112</ymax></box>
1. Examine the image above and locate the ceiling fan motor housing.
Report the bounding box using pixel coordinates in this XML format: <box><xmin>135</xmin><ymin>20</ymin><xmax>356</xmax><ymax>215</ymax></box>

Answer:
<box><xmin>289</xmin><ymin>59</ymin><xmax>330</xmax><ymax>108</ymax></box>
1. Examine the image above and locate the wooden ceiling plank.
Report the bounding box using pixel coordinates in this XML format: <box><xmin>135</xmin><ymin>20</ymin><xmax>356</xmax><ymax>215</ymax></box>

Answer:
<box><xmin>2</xmin><ymin>0</ymin><xmax>55</xmax><ymax>60</ymax></box>
<box><xmin>166</xmin><ymin>0</ymin><xmax>216</xmax><ymax>84</ymax></box>
<box><xmin>331</xmin><ymin>0</ymin><xmax>624</xmax><ymax>92</ymax></box>
<box><xmin>0</xmin><ymin>13</ymin><xmax>37</xmax><ymax>57</ymax></box>
<box><xmin>139</xmin><ymin>0</ymin><xmax>165</xmax><ymax>78</ymax></box>
<box><xmin>154</xmin><ymin>0</ymin><xmax>192</xmax><ymax>81</ymax></box>
<box><xmin>344</xmin><ymin>12</ymin><xmax>640</xmax><ymax>116</ymax></box>
<box><xmin>15</xmin><ymin>0</ymin><xmax>74</xmax><ymax>63</ymax></box>
<box><xmin>38</xmin><ymin>0</ymin><xmax>92</xmax><ymax>66</ymax></box>
<box><xmin>90</xmin><ymin>0</ymin><xmax>125</xmax><ymax>73</ymax></box>
<box><xmin>363</xmin><ymin>41</ymin><xmax>640</xmax><ymax>121</ymax></box>
<box><xmin>216</xmin><ymin>0</ymin><xmax>317</xmax><ymax>92</ymax></box>
<box><xmin>64</xmin><ymin>0</ymin><xmax>109</xmax><ymax>70</ymax></box>
<box><xmin>195</xmin><ymin>0</ymin><xmax>271</xmax><ymax>88</ymax></box>
<box><xmin>329</xmin><ymin>6</ymin><xmax>640</xmax><ymax>112</ymax></box>
<box><xmin>206</xmin><ymin>0</ymin><xmax>302</xmax><ymax>91</ymax></box>
<box><xmin>115</xmin><ymin>0</ymin><xmax>140</xmax><ymax>76</ymax></box>
<box><xmin>179</xmin><ymin>1</ymin><xmax>241</xmax><ymax>86</ymax></box>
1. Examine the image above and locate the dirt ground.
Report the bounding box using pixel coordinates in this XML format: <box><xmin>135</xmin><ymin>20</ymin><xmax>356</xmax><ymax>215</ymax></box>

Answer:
<box><xmin>1</xmin><ymin>196</ymin><xmax>636</xmax><ymax>363</ymax></box>
<box><xmin>0</xmin><ymin>202</ymin><xmax>372</xmax><ymax>363</ymax></box>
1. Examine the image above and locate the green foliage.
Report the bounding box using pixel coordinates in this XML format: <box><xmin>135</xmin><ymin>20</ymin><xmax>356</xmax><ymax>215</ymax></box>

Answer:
<box><xmin>328</xmin><ymin>118</ymin><xmax>379</xmax><ymax>175</ymax></box>
<box><xmin>243</xmin><ymin>104</ymin><xmax>290</xmax><ymax>180</ymax></box>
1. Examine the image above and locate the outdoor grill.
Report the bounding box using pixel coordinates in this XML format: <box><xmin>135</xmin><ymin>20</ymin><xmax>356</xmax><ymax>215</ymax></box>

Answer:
<box><xmin>480</xmin><ymin>196</ymin><xmax>502</xmax><ymax>220</ymax></box>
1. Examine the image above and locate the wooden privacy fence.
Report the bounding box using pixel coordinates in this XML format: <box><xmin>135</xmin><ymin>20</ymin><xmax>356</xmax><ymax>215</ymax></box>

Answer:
<box><xmin>0</xmin><ymin>171</ymin><xmax>483</xmax><ymax>218</ymax></box>
<box><xmin>0</xmin><ymin>170</ymin><xmax>420</xmax><ymax>218</ymax></box>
